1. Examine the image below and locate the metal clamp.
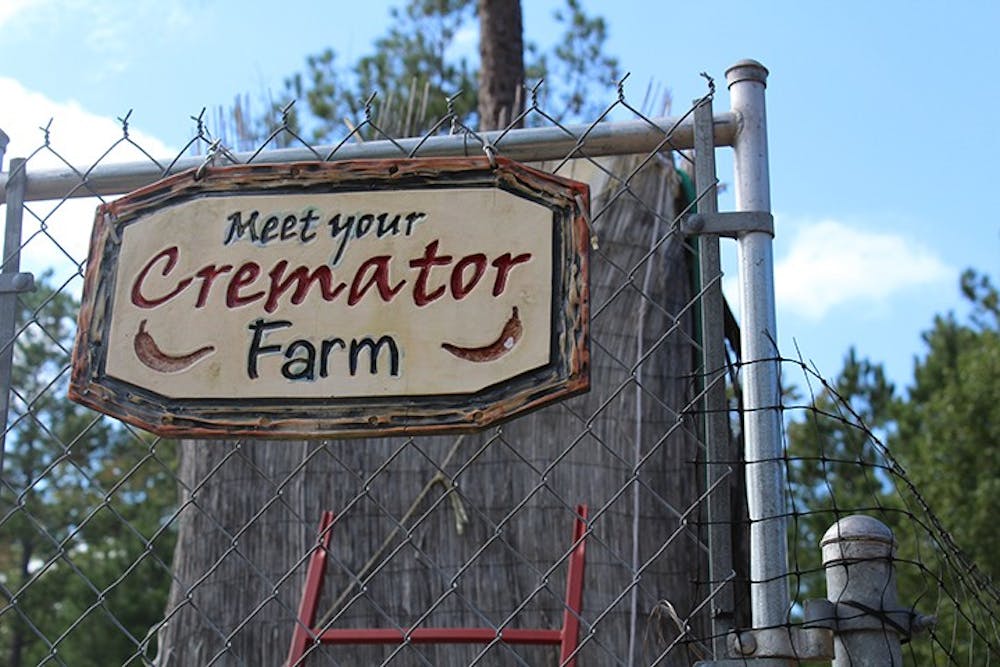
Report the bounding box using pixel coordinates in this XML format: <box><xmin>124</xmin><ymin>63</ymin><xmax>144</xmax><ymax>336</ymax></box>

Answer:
<box><xmin>683</xmin><ymin>211</ymin><xmax>774</xmax><ymax>238</ymax></box>
<box><xmin>726</xmin><ymin>625</ymin><xmax>834</xmax><ymax>661</ymax></box>
<box><xmin>699</xmin><ymin>597</ymin><xmax>936</xmax><ymax>665</ymax></box>
<box><xmin>0</xmin><ymin>272</ymin><xmax>35</xmax><ymax>294</ymax></box>
<box><xmin>802</xmin><ymin>597</ymin><xmax>935</xmax><ymax>641</ymax></box>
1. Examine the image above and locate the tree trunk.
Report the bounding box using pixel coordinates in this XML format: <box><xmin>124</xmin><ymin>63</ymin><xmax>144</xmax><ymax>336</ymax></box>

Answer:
<box><xmin>477</xmin><ymin>0</ymin><xmax>524</xmax><ymax>131</ymax></box>
<box><xmin>9</xmin><ymin>538</ymin><xmax>32</xmax><ymax>667</ymax></box>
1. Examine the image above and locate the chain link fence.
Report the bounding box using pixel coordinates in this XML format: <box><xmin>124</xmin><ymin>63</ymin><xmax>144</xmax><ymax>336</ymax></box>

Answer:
<box><xmin>0</xmin><ymin>61</ymin><xmax>996</xmax><ymax>667</ymax></box>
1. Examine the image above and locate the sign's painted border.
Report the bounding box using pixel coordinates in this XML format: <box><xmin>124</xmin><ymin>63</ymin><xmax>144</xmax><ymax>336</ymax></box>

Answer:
<box><xmin>69</xmin><ymin>157</ymin><xmax>590</xmax><ymax>439</ymax></box>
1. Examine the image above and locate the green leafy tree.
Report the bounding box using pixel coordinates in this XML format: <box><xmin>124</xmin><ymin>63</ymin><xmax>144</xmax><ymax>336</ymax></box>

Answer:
<box><xmin>785</xmin><ymin>349</ymin><xmax>897</xmax><ymax>604</ymax></box>
<box><xmin>535</xmin><ymin>0</ymin><xmax>619</xmax><ymax>122</ymax></box>
<box><xmin>285</xmin><ymin>0</ymin><xmax>478</xmax><ymax>141</ymax></box>
<box><xmin>785</xmin><ymin>270</ymin><xmax>1000</xmax><ymax>664</ymax></box>
<box><xmin>884</xmin><ymin>270</ymin><xmax>1000</xmax><ymax>664</ymax></box>
<box><xmin>0</xmin><ymin>274</ymin><xmax>176</xmax><ymax>666</ymax></box>
<box><xmin>234</xmin><ymin>0</ymin><xmax>620</xmax><ymax>147</ymax></box>
<box><xmin>891</xmin><ymin>269</ymin><xmax>1000</xmax><ymax>579</ymax></box>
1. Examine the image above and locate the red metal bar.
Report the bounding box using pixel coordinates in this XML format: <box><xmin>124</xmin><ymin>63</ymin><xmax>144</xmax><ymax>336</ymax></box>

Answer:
<box><xmin>287</xmin><ymin>506</ymin><xmax>588</xmax><ymax>664</ymax></box>
<box><xmin>319</xmin><ymin>627</ymin><xmax>563</xmax><ymax>645</ymax></box>
<box><xmin>285</xmin><ymin>511</ymin><xmax>336</xmax><ymax>667</ymax></box>
<box><xmin>559</xmin><ymin>504</ymin><xmax>588</xmax><ymax>667</ymax></box>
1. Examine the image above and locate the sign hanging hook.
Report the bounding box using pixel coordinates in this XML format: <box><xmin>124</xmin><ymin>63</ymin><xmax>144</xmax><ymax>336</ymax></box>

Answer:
<box><xmin>482</xmin><ymin>142</ymin><xmax>498</xmax><ymax>170</ymax></box>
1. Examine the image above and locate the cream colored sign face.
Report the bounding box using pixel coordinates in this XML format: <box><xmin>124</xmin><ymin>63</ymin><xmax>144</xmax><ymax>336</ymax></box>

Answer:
<box><xmin>105</xmin><ymin>188</ymin><xmax>552</xmax><ymax>399</ymax></box>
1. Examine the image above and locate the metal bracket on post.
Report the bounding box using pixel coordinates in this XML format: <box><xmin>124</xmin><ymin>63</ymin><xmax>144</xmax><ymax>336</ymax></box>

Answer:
<box><xmin>0</xmin><ymin>272</ymin><xmax>35</xmax><ymax>294</ymax></box>
<box><xmin>694</xmin><ymin>601</ymin><xmax>835</xmax><ymax>665</ymax></box>
<box><xmin>683</xmin><ymin>211</ymin><xmax>774</xmax><ymax>238</ymax></box>
<box><xmin>802</xmin><ymin>597</ymin><xmax>933</xmax><ymax>642</ymax></box>
<box><xmin>699</xmin><ymin>516</ymin><xmax>937</xmax><ymax>667</ymax></box>
<box><xmin>726</xmin><ymin>615</ymin><xmax>834</xmax><ymax>661</ymax></box>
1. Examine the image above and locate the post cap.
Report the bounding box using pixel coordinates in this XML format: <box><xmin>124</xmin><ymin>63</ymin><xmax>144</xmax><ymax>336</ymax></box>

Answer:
<box><xmin>726</xmin><ymin>60</ymin><xmax>769</xmax><ymax>88</ymax></box>
<box><xmin>821</xmin><ymin>515</ymin><xmax>896</xmax><ymax>564</ymax></box>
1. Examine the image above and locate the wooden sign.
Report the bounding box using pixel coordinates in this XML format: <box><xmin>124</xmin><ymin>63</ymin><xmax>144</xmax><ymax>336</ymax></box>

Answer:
<box><xmin>69</xmin><ymin>158</ymin><xmax>590</xmax><ymax>438</ymax></box>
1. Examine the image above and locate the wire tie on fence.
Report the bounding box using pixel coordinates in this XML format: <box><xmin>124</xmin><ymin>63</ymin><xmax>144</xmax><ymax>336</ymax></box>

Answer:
<box><xmin>40</xmin><ymin>118</ymin><xmax>53</xmax><ymax>146</ymax></box>
<box><xmin>118</xmin><ymin>109</ymin><xmax>133</xmax><ymax>138</ymax></box>
<box><xmin>617</xmin><ymin>72</ymin><xmax>631</xmax><ymax>102</ymax></box>
<box><xmin>190</xmin><ymin>107</ymin><xmax>207</xmax><ymax>138</ymax></box>
<box><xmin>362</xmin><ymin>91</ymin><xmax>377</xmax><ymax>122</ymax></box>
<box><xmin>280</xmin><ymin>100</ymin><xmax>295</xmax><ymax>126</ymax></box>
<box><xmin>195</xmin><ymin>139</ymin><xmax>221</xmax><ymax>181</ymax></box>
<box><xmin>446</xmin><ymin>90</ymin><xmax>463</xmax><ymax>135</ymax></box>
<box><xmin>483</xmin><ymin>142</ymin><xmax>498</xmax><ymax>169</ymax></box>
<box><xmin>699</xmin><ymin>72</ymin><xmax>716</xmax><ymax>96</ymax></box>
<box><xmin>574</xmin><ymin>192</ymin><xmax>599</xmax><ymax>250</ymax></box>
<box><xmin>530</xmin><ymin>79</ymin><xmax>544</xmax><ymax>108</ymax></box>
<box><xmin>523</xmin><ymin>79</ymin><xmax>545</xmax><ymax>113</ymax></box>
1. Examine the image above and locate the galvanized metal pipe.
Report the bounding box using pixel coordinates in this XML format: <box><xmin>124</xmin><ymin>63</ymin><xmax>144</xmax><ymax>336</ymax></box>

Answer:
<box><xmin>0</xmin><ymin>113</ymin><xmax>738</xmax><ymax>204</ymax></box>
<box><xmin>0</xmin><ymin>158</ymin><xmax>27</xmax><ymax>474</ymax></box>
<box><xmin>694</xmin><ymin>94</ymin><xmax>737</xmax><ymax>657</ymax></box>
<box><xmin>726</xmin><ymin>59</ymin><xmax>790</xmax><ymax>630</ymax></box>
<box><xmin>822</xmin><ymin>516</ymin><xmax>904</xmax><ymax>666</ymax></box>
<box><xmin>0</xmin><ymin>129</ymin><xmax>9</xmax><ymax>171</ymax></box>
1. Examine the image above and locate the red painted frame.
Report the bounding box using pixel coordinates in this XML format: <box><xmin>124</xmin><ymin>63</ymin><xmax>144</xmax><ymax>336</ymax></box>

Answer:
<box><xmin>286</xmin><ymin>505</ymin><xmax>589</xmax><ymax>666</ymax></box>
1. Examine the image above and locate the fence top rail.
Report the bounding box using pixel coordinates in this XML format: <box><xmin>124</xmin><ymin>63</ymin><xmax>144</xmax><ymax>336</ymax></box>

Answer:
<box><xmin>0</xmin><ymin>112</ymin><xmax>737</xmax><ymax>204</ymax></box>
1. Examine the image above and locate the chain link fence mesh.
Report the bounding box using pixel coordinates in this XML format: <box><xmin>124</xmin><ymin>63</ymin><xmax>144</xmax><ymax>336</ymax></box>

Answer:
<box><xmin>0</xmin><ymin>74</ymin><xmax>995</xmax><ymax>667</ymax></box>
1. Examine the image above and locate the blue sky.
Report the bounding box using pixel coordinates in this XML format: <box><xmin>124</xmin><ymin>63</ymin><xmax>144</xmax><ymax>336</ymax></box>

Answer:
<box><xmin>1</xmin><ymin>0</ymin><xmax>997</xmax><ymax>393</ymax></box>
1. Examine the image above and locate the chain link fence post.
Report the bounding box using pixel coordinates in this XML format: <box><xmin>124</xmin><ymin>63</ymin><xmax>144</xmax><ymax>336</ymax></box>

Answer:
<box><xmin>821</xmin><ymin>515</ymin><xmax>903</xmax><ymax>666</ymax></box>
<box><xmin>693</xmin><ymin>93</ymin><xmax>738</xmax><ymax>659</ymax></box>
<box><xmin>0</xmin><ymin>153</ymin><xmax>34</xmax><ymax>475</ymax></box>
<box><xmin>726</xmin><ymin>59</ymin><xmax>790</xmax><ymax>632</ymax></box>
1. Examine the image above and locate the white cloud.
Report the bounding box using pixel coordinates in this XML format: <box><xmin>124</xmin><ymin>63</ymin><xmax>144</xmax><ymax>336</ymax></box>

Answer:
<box><xmin>0</xmin><ymin>77</ymin><xmax>174</xmax><ymax>282</ymax></box>
<box><xmin>447</xmin><ymin>25</ymin><xmax>480</xmax><ymax>63</ymax></box>
<box><xmin>0</xmin><ymin>0</ymin><xmax>39</xmax><ymax>28</ymax></box>
<box><xmin>1</xmin><ymin>1</ymin><xmax>198</xmax><ymax>81</ymax></box>
<box><xmin>773</xmin><ymin>219</ymin><xmax>951</xmax><ymax>321</ymax></box>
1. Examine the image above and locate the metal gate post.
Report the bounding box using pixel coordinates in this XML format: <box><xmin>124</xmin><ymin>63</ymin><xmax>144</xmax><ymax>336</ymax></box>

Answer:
<box><xmin>726</xmin><ymin>60</ymin><xmax>790</xmax><ymax>630</ymax></box>
<box><xmin>0</xmin><ymin>156</ymin><xmax>34</xmax><ymax>474</ymax></box>
<box><xmin>693</xmin><ymin>94</ymin><xmax>737</xmax><ymax>657</ymax></box>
